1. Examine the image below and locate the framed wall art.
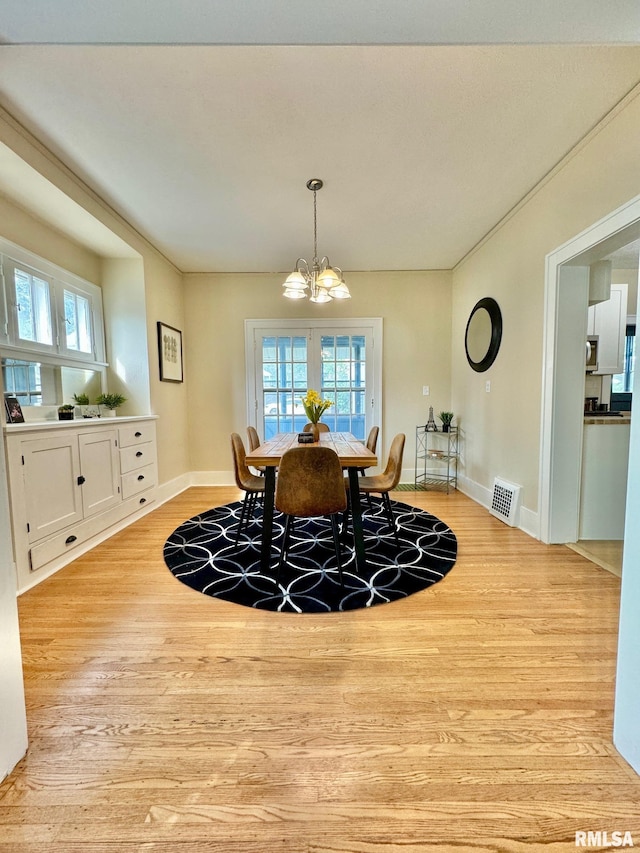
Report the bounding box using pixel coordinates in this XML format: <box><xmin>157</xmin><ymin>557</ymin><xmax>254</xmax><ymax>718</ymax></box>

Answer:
<box><xmin>4</xmin><ymin>396</ymin><xmax>25</xmax><ymax>424</ymax></box>
<box><xmin>157</xmin><ymin>322</ymin><xmax>184</xmax><ymax>383</ymax></box>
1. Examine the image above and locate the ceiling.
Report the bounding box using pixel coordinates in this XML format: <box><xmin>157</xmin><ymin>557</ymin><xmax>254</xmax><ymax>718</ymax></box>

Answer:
<box><xmin>1</xmin><ymin>2</ymin><xmax>640</xmax><ymax>273</ymax></box>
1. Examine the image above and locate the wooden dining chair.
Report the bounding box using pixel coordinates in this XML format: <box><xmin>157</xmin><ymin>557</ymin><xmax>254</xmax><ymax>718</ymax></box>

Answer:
<box><xmin>246</xmin><ymin>425</ymin><xmax>266</xmax><ymax>475</ymax></box>
<box><xmin>230</xmin><ymin>432</ymin><xmax>266</xmax><ymax>546</ymax></box>
<box><xmin>345</xmin><ymin>433</ymin><xmax>405</xmax><ymax>546</ymax></box>
<box><xmin>302</xmin><ymin>422</ymin><xmax>330</xmax><ymax>433</ymax></box>
<box><xmin>275</xmin><ymin>446</ymin><xmax>347</xmax><ymax>584</ymax></box>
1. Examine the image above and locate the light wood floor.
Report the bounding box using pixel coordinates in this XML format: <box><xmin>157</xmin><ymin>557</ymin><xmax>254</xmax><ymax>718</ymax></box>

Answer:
<box><xmin>1</xmin><ymin>486</ymin><xmax>639</xmax><ymax>852</ymax></box>
<box><xmin>568</xmin><ymin>540</ymin><xmax>624</xmax><ymax>578</ymax></box>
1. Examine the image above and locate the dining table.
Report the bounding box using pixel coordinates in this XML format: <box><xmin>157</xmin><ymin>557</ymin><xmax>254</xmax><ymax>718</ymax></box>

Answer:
<box><xmin>245</xmin><ymin>431</ymin><xmax>377</xmax><ymax>575</ymax></box>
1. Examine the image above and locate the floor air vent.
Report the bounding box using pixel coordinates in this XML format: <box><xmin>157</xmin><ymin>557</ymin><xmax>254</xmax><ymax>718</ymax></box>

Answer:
<box><xmin>490</xmin><ymin>478</ymin><xmax>521</xmax><ymax>526</ymax></box>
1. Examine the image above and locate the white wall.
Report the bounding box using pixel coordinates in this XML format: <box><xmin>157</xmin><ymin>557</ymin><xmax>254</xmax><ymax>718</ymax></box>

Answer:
<box><xmin>451</xmin><ymin>88</ymin><xmax>640</xmax><ymax>773</ymax></box>
<box><xmin>452</xmin><ymin>89</ymin><xmax>640</xmax><ymax>528</ymax></box>
<box><xmin>101</xmin><ymin>257</ymin><xmax>150</xmax><ymax>415</ymax></box>
<box><xmin>0</xmin><ymin>438</ymin><xmax>28</xmax><ymax>781</ymax></box>
<box><xmin>183</xmin><ymin>269</ymin><xmax>453</xmax><ymax>478</ymax></box>
<box><xmin>614</xmin><ymin>280</ymin><xmax>640</xmax><ymax>774</ymax></box>
<box><xmin>0</xmin><ymin>110</ymin><xmax>191</xmax><ymax>492</ymax></box>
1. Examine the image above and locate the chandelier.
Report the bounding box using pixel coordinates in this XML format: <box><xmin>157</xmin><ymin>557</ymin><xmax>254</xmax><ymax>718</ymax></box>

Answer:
<box><xmin>282</xmin><ymin>178</ymin><xmax>351</xmax><ymax>303</ymax></box>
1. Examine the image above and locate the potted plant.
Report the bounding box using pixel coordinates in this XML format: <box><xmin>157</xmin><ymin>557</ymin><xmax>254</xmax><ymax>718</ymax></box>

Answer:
<box><xmin>96</xmin><ymin>392</ymin><xmax>127</xmax><ymax>417</ymax></box>
<box><xmin>72</xmin><ymin>393</ymin><xmax>90</xmax><ymax>406</ymax></box>
<box><xmin>58</xmin><ymin>404</ymin><xmax>75</xmax><ymax>421</ymax></box>
<box><xmin>438</xmin><ymin>411</ymin><xmax>455</xmax><ymax>432</ymax></box>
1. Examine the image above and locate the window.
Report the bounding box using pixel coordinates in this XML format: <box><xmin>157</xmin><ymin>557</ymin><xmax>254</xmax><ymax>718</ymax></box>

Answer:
<box><xmin>246</xmin><ymin>318</ymin><xmax>382</xmax><ymax>443</ymax></box>
<box><xmin>14</xmin><ymin>266</ymin><xmax>53</xmax><ymax>346</ymax></box>
<box><xmin>61</xmin><ymin>287</ymin><xmax>94</xmax><ymax>355</ymax></box>
<box><xmin>2</xmin><ymin>358</ymin><xmax>42</xmax><ymax>406</ymax></box>
<box><xmin>1</xmin><ymin>241</ymin><xmax>104</xmax><ymax>365</ymax></box>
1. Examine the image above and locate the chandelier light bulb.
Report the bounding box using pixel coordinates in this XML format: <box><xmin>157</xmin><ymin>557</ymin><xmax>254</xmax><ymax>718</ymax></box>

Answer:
<box><xmin>283</xmin><ymin>287</ymin><xmax>307</xmax><ymax>299</ymax></box>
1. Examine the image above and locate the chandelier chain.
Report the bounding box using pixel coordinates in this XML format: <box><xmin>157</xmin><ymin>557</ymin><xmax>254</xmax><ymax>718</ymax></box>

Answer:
<box><xmin>312</xmin><ymin>187</ymin><xmax>318</xmax><ymax>265</ymax></box>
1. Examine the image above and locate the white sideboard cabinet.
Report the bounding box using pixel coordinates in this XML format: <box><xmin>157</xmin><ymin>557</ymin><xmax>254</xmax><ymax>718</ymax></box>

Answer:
<box><xmin>4</xmin><ymin>416</ymin><xmax>157</xmax><ymax>591</ymax></box>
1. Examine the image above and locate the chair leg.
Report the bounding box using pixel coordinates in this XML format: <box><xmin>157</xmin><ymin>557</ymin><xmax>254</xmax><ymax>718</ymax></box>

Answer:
<box><xmin>382</xmin><ymin>492</ymin><xmax>400</xmax><ymax>546</ymax></box>
<box><xmin>235</xmin><ymin>491</ymin><xmax>250</xmax><ymax>546</ymax></box>
<box><xmin>277</xmin><ymin>515</ymin><xmax>293</xmax><ymax>582</ymax></box>
<box><xmin>330</xmin><ymin>514</ymin><xmax>344</xmax><ymax>586</ymax></box>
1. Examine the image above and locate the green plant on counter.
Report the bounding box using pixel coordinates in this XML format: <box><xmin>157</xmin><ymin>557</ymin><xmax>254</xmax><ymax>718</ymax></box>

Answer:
<box><xmin>58</xmin><ymin>404</ymin><xmax>75</xmax><ymax>412</ymax></box>
<box><xmin>72</xmin><ymin>393</ymin><xmax>90</xmax><ymax>405</ymax></box>
<box><xmin>96</xmin><ymin>392</ymin><xmax>127</xmax><ymax>410</ymax></box>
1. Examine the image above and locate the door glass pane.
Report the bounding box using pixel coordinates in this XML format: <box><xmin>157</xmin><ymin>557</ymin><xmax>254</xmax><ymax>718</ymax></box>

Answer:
<box><xmin>261</xmin><ymin>335</ymin><xmax>308</xmax><ymax>438</ymax></box>
<box><xmin>321</xmin><ymin>334</ymin><xmax>366</xmax><ymax>439</ymax></box>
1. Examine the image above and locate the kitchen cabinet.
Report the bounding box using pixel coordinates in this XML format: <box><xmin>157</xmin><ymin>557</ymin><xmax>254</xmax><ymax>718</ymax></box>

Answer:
<box><xmin>4</xmin><ymin>416</ymin><xmax>157</xmax><ymax>591</ymax></box>
<box><xmin>579</xmin><ymin>419</ymin><xmax>630</xmax><ymax>540</ymax></box>
<box><xmin>587</xmin><ymin>283</ymin><xmax>628</xmax><ymax>374</ymax></box>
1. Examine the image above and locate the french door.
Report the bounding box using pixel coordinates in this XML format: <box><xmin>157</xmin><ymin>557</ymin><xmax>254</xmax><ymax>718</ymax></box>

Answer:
<box><xmin>245</xmin><ymin>318</ymin><xmax>382</xmax><ymax>442</ymax></box>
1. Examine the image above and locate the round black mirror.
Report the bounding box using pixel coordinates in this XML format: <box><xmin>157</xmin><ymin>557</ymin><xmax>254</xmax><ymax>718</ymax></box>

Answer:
<box><xmin>465</xmin><ymin>297</ymin><xmax>502</xmax><ymax>372</ymax></box>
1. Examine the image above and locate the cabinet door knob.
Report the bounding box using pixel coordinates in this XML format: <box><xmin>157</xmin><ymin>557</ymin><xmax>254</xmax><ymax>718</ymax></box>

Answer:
<box><xmin>136</xmin><ymin>451</ymin><xmax>143</xmax><ymax>457</ymax></box>
<box><xmin>135</xmin><ymin>431</ymin><xmax>142</xmax><ymax>437</ymax></box>
<box><xmin>139</xmin><ymin>497</ymin><xmax>146</xmax><ymax>504</ymax></box>
<box><xmin>137</xmin><ymin>474</ymin><xmax>144</xmax><ymax>481</ymax></box>
<box><xmin>77</xmin><ymin>475</ymin><xmax>86</xmax><ymax>485</ymax></box>
<box><xmin>65</xmin><ymin>535</ymin><xmax>77</xmax><ymax>545</ymax></box>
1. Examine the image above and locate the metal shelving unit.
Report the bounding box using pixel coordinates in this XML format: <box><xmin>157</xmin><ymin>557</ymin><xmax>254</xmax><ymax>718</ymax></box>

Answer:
<box><xmin>415</xmin><ymin>425</ymin><xmax>458</xmax><ymax>493</ymax></box>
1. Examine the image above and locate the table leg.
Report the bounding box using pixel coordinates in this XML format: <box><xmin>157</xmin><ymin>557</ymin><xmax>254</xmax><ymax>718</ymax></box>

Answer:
<box><xmin>261</xmin><ymin>466</ymin><xmax>276</xmax><ymax>572</ymax></box>
<box><xmin>348</xmin><ymin>467</ymin><xmax>367</xmax><ymax>573</ymax></box>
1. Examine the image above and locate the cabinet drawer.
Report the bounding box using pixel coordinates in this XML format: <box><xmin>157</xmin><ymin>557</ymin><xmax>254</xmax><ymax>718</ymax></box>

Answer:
<box><xmin>121</xmin><ymin>462</ymin><xmax>157</xmax><ymax>500</ymax></box>
<box><xmin>120</xmin><ymin>442</ymin><xmax>153</xmax><ymax>474</ymax></box>
<box><xmin>29</xmin><ymin>490</ymin><xmax>156</xmax><ymax>571</ymax></box>
<box><xmin>30</xmin><ymin>525</ymin><xmax>93</xmax><ymax>570</ymax></box>
<box><xmin>118</xmin><ymin>422</ymin><xmax>155</xmax><ymax>448</ymax></box>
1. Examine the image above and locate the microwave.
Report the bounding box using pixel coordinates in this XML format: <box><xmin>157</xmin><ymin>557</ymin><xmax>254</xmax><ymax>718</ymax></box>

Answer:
<box><xmin>586</xmin><ymin>335</ymin><xmax>599</xmax><ymax>372</ymax></box>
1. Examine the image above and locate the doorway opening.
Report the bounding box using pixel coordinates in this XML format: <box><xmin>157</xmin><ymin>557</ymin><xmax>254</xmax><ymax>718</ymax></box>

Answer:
<box><xmin>540</xmin><ymin>195</ymin><xmax>640</xmax><ymax>549</ymax></box>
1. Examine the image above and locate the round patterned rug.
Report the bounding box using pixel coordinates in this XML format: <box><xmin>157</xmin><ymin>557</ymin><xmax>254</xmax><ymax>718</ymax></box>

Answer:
<box><xmin>163</xmin><ymin>497</ymin><xmax>457</xmax><ymax>613</ymax></box>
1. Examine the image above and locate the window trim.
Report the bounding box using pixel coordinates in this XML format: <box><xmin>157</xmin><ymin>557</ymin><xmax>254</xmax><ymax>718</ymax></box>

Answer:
<box><xmin>4</xmin><ymin>258</ymin><xmax>55</xmax><ymax>355</ymax></box>
<box><xmin>0</xmin><ymin>238</ymin><xmax>106</xmax><ymax>367</ymax></box>
<box><xmin>245</xmin><ymin>317</ymin><xmax>383</xmax><ymax>445</ymax></box>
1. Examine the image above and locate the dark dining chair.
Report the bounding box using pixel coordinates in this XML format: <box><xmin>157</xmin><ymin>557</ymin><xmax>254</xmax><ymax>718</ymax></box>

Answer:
<box><xmin>246</xmin><ymin>425</ymin><xmax>266</xmax><ymax>475</ymax></box>
<box><xmin>302</xmin><ymin>422</ymin><xmax>330</xmax><ymax>433</ymax></box>
<box><xmin>275</xmin><ymin>446</ymin><xmax>347</xmax><ymax>584</ymax></box>
<box><xmin>345</xmin><ymin>433</ymin><xmax>405</xmax><ymax>546</ymax></box>
<box><xmin>230</xmin><ymin>432</ymin><xmax>265</xmax><ymax>546</ymax></box>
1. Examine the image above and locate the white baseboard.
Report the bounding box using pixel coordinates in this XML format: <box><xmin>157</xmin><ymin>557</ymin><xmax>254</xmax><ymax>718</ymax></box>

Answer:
<box><xmin>519</xmin><ymin>506</ymin><xmax>540</xmax><ymax>539</ymax></box>
<box><xmin>456</xmin><ymin>473</ymin><xmax>493</xmax><ymax>509</ymax></box>
<box><xmin>122</xmin><ymin>471</ymin><xmax>544</xmax><ymax>546</ymax></box>
<box><xmin>189</xmin><ymin>470</ymin><xmax>235</xmax><ymax>486</ymax></box>
<box><xmin>457</xmin><ymin>474</ymin><xmax>540</xmax><ymax>541</ymax></box>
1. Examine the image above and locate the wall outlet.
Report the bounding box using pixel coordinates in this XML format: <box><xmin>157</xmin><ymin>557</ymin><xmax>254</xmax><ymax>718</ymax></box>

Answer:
<box><xmin>485</xmin><ymin>380</ymin><xmax>491</xmax><ymax>393</ymax></box>
<box><xmin>422</xmin><ymin>385</ymin><xmax>430</xmax><ymax>396</ymax></box>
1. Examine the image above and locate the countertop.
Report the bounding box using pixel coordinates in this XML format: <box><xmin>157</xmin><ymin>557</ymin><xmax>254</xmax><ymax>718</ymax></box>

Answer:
<box><xmin>3</xmin><ymin>414</ymin><xmax>157</xmax><ymax>433</ymax></box>
<box><xmin>583</xmin><ymin>414</ymin><xmax>631</xmax><ymax>425</ymax></box>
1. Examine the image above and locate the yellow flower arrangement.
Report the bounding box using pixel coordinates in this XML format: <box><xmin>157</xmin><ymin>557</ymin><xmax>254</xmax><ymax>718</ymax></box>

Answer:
<box><xmin>301</xmin><ymin>389</ymin><xmax>333</xmax><ymax>424</ymax></box>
